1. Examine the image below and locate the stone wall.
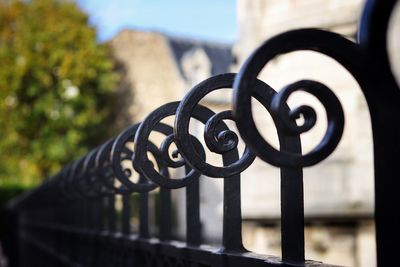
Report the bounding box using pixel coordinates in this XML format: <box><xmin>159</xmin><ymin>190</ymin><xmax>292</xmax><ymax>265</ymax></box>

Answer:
<box><xmin>110</xmin><ymin>30</ymin><xmax>185</xmax><ymax>125</ymax></box>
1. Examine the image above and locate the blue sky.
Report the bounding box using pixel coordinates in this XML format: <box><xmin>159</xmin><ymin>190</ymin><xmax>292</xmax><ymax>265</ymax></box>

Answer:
<box><xmin>76</xmin><ymin>0</ymin><xmax>237</xmax><ymax>44</ymax></box>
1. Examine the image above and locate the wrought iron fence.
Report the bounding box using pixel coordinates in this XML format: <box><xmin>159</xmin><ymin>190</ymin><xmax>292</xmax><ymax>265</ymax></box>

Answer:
<box><xmin>6</xmin><ymin>0</ymin><xmax>400</xmax><ymax>266</ymax></box>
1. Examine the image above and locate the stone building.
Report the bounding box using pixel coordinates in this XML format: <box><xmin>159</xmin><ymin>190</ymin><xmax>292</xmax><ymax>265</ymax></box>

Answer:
<box><xmin>109</xmin><ymin>0</ymin><xmax>400</xmax><ymax>265</ymax></box>
<box><xmin>109</xmin><ymin>29</ymin><xmax>235</xmax><ymax>244</ymax></box>
<box><xmin>109</xmin><ymin>30</ymin><xmax>232</xmax><ymax>126</ymax></box>
<box><xmin>234</xmin><ymin>1</ymin><xmax>375</xmax><ymax>266</ymax></box>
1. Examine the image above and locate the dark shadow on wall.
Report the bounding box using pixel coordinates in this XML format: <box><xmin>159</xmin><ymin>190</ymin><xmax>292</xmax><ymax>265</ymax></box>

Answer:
<box><xmin>109</xmin><ymin>57</ymin><xmax>137</xmax><ymax>134</ymax></box>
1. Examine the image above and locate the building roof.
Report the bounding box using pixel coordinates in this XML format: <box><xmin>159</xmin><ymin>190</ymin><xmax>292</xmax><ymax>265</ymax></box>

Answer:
<box><xmin>167</xmin><ymin>36</ymin><xmax>233</xmax><ymax>79</ymax></box>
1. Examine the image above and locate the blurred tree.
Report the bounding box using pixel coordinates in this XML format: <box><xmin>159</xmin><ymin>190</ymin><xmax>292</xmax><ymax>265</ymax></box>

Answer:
<box><xmin>0</xmin><ymin>0</ymin><xmax>119</xmax><ymax>184</ymax></box>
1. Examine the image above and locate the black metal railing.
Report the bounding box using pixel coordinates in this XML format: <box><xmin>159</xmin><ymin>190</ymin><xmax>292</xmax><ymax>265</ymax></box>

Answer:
<box><xmin>6</xmin><ymin>0</ymin><xmax>400</xmax><ymax>266</ymax></box>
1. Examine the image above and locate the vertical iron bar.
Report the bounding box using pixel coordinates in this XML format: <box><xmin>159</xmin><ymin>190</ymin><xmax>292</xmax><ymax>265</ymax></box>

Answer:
<box><xmin>159</xmin><ymin>188</ymin><xmax>172</xmax><ymax>241</ymax></box>
<box><xmin>108</xmin><ymin>195</ymin><xmax>116</xmax><ymax>232</ymax></box>
<box><xmin>122</xmin><ymin>194</ymin><xmax>131</xmax><ymax>235</ymax></box>
<box><xmin>280</xmin><ymin>168</ymin><xmax>304</xmax><ymax>263</ymax></box>
<box><xmin>279</xmin><ymin>128</ymin><xmax>304</xmax><ymax>264</ymax></box>
<box><xmin>139</xmin><ymin>192</ymin><xmax>149</xmax><ymax>238</ymax></box>
<box><xmin>185</xmin><ymin>166</ymin><xmax>201</xmax><ymax>246</ymax></box>
<box><xmin>221</xmin><ymin>152</ymin><xmax>243</xmax><ymax>252</ymax></box>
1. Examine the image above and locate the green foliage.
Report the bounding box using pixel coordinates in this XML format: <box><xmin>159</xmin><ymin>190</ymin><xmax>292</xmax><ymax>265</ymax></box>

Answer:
<box><xmin>0</xmin><ymin>0</ymin><xmax>119</xmax><ymax>184</ymax></box>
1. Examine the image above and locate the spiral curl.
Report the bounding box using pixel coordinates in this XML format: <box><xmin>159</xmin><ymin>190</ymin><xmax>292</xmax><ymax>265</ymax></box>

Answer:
<box><xmin>111</xmin><ymin>124</ymin><xmax>159</xmax><ymax>193</ymax></box>
<box><xmin>174</xmin><ymin>73</ymin><xmax>256</xmax><ymax>178</ymax></box>
<box><xmin>204</xmin><ymin>110</ymin><xmax>239</xmax><ymax>154</ymax></box>
<box><xmin>133</xmin><ymin>102</ymin><xmax>204</xmax><ymax>189</ymax></box>
<box><xmin>159</xmin><ymin>134</ymin><xmax>185</xmax><ymax>168</ymax></box>
<box><xmin>233</xmin><ymin>29</ymin><xmax>351</xmax><ymax>168</ymax></box>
